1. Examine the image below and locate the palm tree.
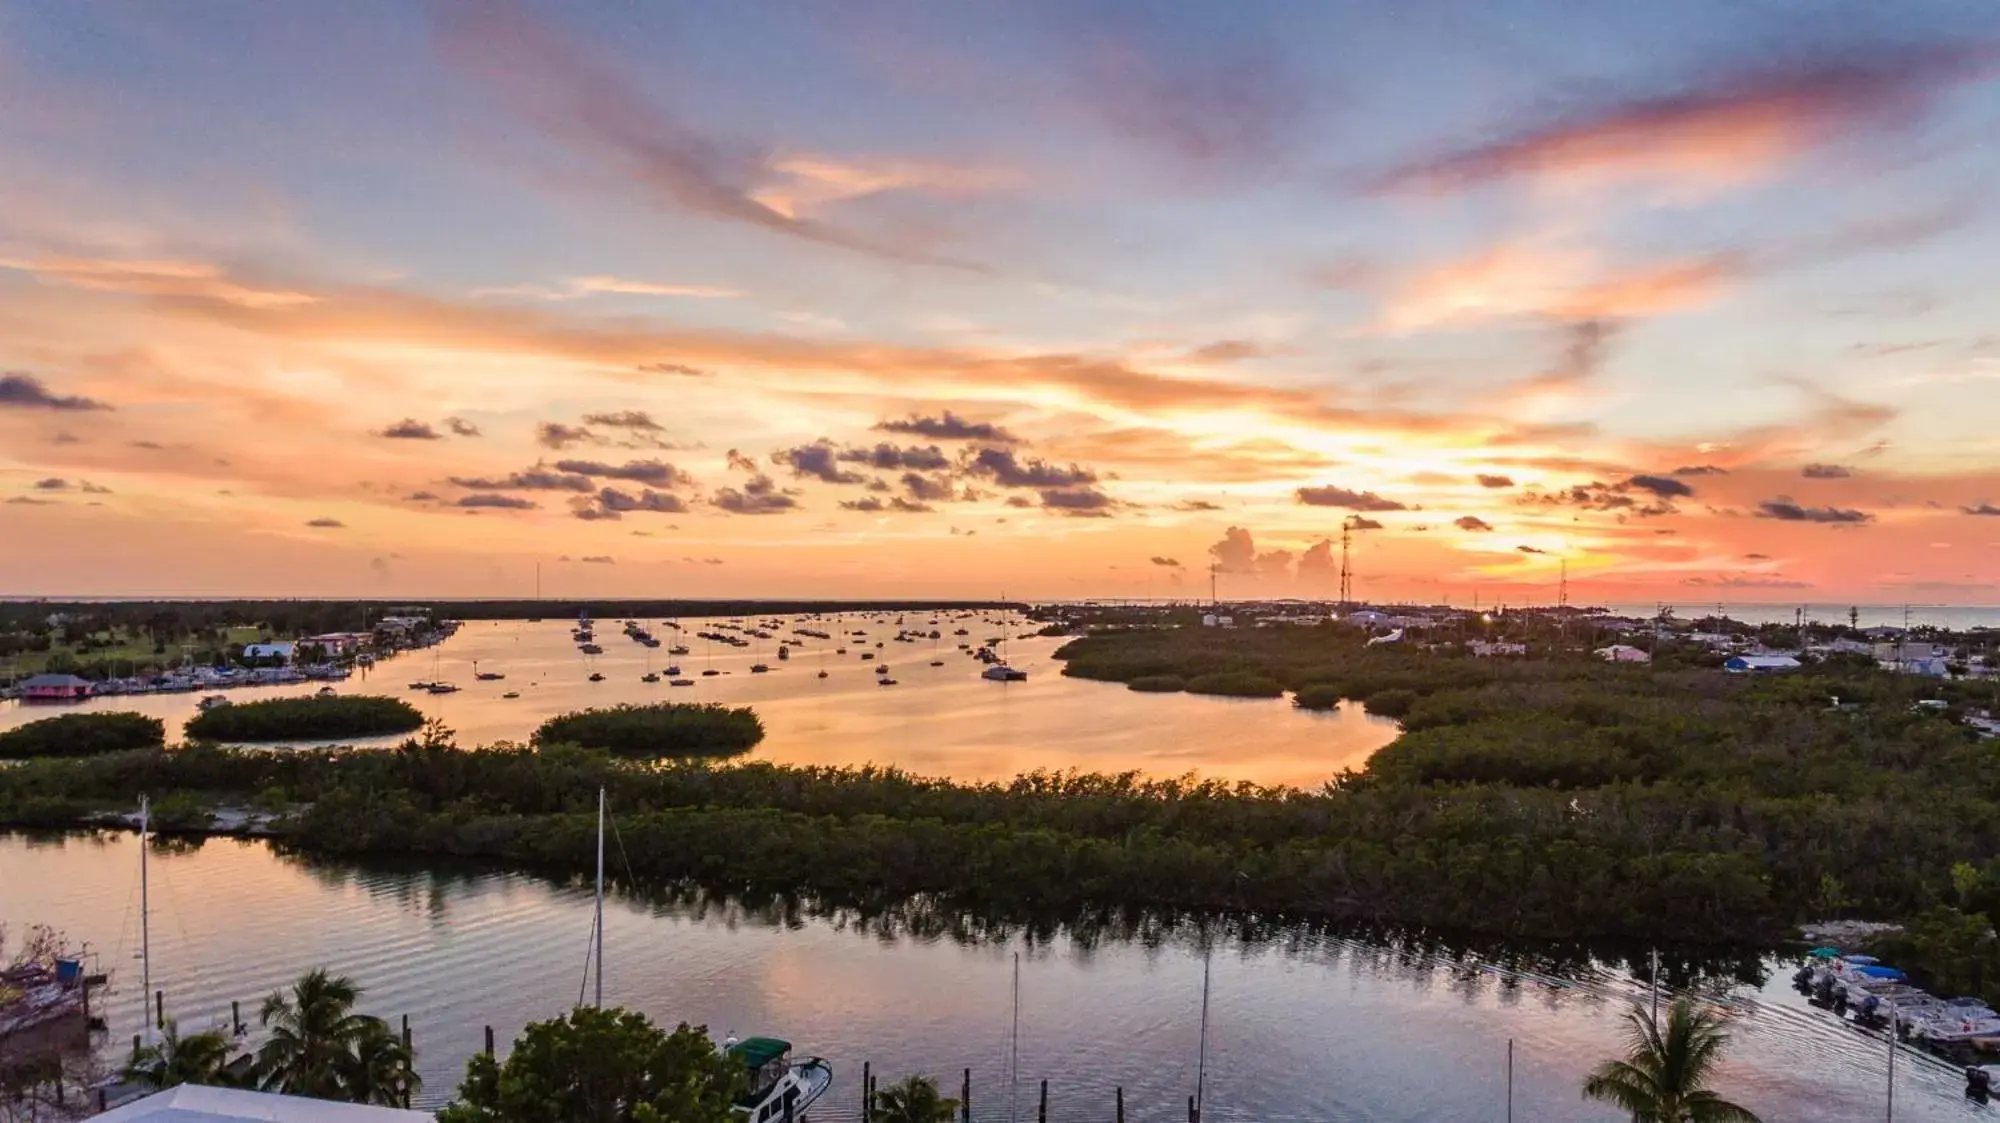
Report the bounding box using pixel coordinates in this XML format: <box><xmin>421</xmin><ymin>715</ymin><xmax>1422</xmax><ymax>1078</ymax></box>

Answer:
<box><xmin>254</xmin><ymin>968</ymin><xmax>395</xmax><ymax>1102</ymax></box>
<box><xmin>1582</xmin><ymin>997</ymin><xmax>1760</xmax><ymax>1122</ymax></box>
<box><xmin>124</xmin><ymin>1019</ymin><xmax>237</xmax><ymax>1090</ymax></box>
<box><xmin>341</xmin><ymin>1019</ymin><xmax>420</xmax><ymax>1107</ymax></box>
<box><xmin>873</xmin><ymin>1074</ymin><xmax>960</xmax><ymax>1123</ymax></box>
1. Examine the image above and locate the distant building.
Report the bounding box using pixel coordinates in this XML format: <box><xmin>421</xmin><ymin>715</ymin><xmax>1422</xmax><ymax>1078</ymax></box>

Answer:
<box><xmin>241</xmin><ymin>641</ymin><xmax>298</xmax><ymax>664</ymax></box>
<box><xmin>303</xmin><ymin>632</ymin><xmax>370</xmax><ymax>657</ymax></box>
<box><xmin>1725</xmin><ymin>654</ymin><xmax>1801</xmax><ymax>674</ymax></box>
<box><xmin>18</xmin><ymin>673</ymin><xmax>92</xmax><ymax>702</ymax></box>
<box><xmin>1468</xmin><ymin>640</ymin><xmax>1527</xmax><ymax>657</ymax></box>
<box><xmin>1595</xmin><ymin>644</ymin><xmax>1652</xmax><ymax>664</ymax></box>
<box><xmin>1341</xmin><ymin>610</ymin><xmax>1394</xmax><ymax>628</ymax></box>
<box><xmin>1875</xmin><ymin>641</ymin><xmax>1947</xmax><ymax>664</ymax></box>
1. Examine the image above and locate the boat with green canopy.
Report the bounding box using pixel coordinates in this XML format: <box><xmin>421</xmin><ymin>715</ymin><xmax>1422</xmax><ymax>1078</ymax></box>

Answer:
<box><xmin>728</xmin><ymin>1035</ymin><xmax>831</xmax><ymax>1121</ymax></box>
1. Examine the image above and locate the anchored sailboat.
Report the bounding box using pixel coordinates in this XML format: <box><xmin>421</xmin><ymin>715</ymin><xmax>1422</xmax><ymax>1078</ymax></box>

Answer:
<box><xmin>582</xmin><ymin>790</ymin><xmax>830</xmax><ymax>1119</ymax></box>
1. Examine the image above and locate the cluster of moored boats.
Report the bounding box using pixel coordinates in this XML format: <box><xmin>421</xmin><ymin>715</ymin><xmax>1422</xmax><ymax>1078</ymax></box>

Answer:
<box><xmin>1794</xmin><ymin>949</ymin><xmax>2000</xmax><ymax>1094</ymax></box>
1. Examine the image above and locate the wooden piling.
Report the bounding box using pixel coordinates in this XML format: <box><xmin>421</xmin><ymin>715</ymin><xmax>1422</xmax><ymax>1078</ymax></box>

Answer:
<box><xmin>483</xmin><ymin>1024</ymin><xmax>494</xmax><ymax>1056</ymax></box>
<box><xmin>154</xmin><ymin>989</ymin><xmax>164</xmax><ymax>1029</ymax></box>
<box><xmin>961</xmin><ymin>1067</ymin><xmax>971</xmax><ymax>1122</ymax></box>
<box><xmin>231</xmin><ymin>1000</ymin><xmax>242</xmax><ymax>1036</ymax></box>
<box><xmin>1038</xmin><ymin>1078</ymin><xmax>1048</xmax><ymax>1123</ymax></box>
<box><xmin>1116</xmin><ymin>1085</ymin><xmax>1125</xmax><ymax>1123</ymax></box>
<box><xmin>861</xmin><ymin>1060</ymin><xmax>870</xmax><ymax>1121</ymax></box>
<box><xmin>1188</xmin><ymin>1094</ymin><xmax>1198</xmax><ymax>1122</ymax></box>
<box><xmin>401</xmin><ymin>1015</ymin><xmax>413</xmax><ymax>1108</ymax></box>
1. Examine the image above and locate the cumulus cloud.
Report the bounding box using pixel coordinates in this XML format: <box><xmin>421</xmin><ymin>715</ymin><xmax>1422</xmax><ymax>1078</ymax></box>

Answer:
<box><xmin>1756</xmin><ymin>498</ymin><xmax>1872</xmax><ymax>524</ymax></box>
<box><xmin>967</xmin><ymin>448</ymin><xmax>1096</xmax><ymax>488</ymax></box>
<box><xmin>0</xmin><ymin>372</ymin><xmax>110</xmax><ymax>411</ymax></box>
<box><xmin>1150</xmin><ymin>556</ymin><xmax>1182</xmax><ymax>567</ymax></box>
<box><xmin>457</xmin><ymin>493</ymin><xmax>537</xmax><ymax>509</ymax></box>
<box><xmin>536</xmin><ymin>421</ymin><xmax>597</xmax><ymax>449</ymax></box>
<box><xmin>1624</xmin><ymin>474</ymin><xmax>1694</xmax><ymax>498</ymax></box>
<box><xmin>33</xmin><ymin>478</ymin><xmax>67</xmax><ymax>491</ymax></box>
<box><xmin>1961</xmin><ymin>503</ymin><xmax>2000</xmax><ymax>517</ymax></box>
<box><xmin>1476</xmin><ymin>474</ymin><xmax>1515</xmax><ymax>488</ymax></box>
<box><xmin>1345</xmin><ymin>516</ymin><xmax>1385</xmax><ymax>531</ymax></box>
<box><xmin>635</xmin><ymin>362</ymin><xmax>711</xmax><ymax>378</ymax></box>
<box><xmin>1802</xmin><ymin>463</ymin><xmax>1853</xmax><ymax>479</ymax></box>
<box><xmin>1517</xmin><ymin>545</ymin><xmax>1547</xmax><ymax>554</ymax></box>
<box><xmin>902</xmin><ymin>472</ymin><xmax>956</xmax><ymax>503</ymax></box>
<box><xmin>596</xmin><ymin>486</ymin><xmax>687</xmax><ymax>514</ymax></box>
<box><xmin>1041</xmin><ymin>486</ymin><xmax>1116</xmax><ymax>516</ymax></box>
<box><xmin>305</xmin><ymin>517</ymin><xmax>345</xmax><ymax>528</ymax></box>
<box><xmin>771</xmin><ymin>440</ymin><xmax>866</xmax><ymax>484</ymax></box>
<box><xmin>554</xmin><ymin>458</ymin><xmax>691</xmax><ymax>486</ymax></box>
<box><xmin>1674</xmin><ymin>464</ymin><xmax>1728</xmax><ymax>476</ymax></box>
<box><xmin>1209</xmin><ymin>526</ymin><xmax>1257</xmax><ymax>574</ymax></box>
<box><xmin>378</xmin><ymin>418</ymin><xmax>443</xmax><ymax>440</ymax></box>
<box><xmin>1296</xmin><ymin>485</ymin><xmax>1406</xmax><ymax>512</ymax></box>
<box><xmin>840</xmin><ymin>443</ymin><xmax>950</xmax><ymax>472</ymax></box>
<box><xmin>6</xmin><ymin>496</ymin><xmax>53</xmax><ymax>505</ymax></box>
<box><xmin>449</xmin><ymin>467</ymin><xmax>594</xmax><ymax>492</ymax></box>
<box><xmin>406</xmin><ymin>491</ymin><xmax>441</xmax><ymax>502</ymax></box>
<box><xmin>725</xmin><ymin>448</ymin><xmax>759</xmax><ymax>472</ymax></box>
<box><xmin>1174</xmin><ymin>499</ymin><xmax>1223</xmax><ymax>512</ymax></box>
<box><xmin>583</xmin><ymin>410</ymin><xmax>664</xmax><ymax>431</ymax></box>
<box><xmin>445</xmin><ymin>416</ymin><xmax>482</xmax><ymax>437</ymax></box>
<box><xmin>1455</xmin><ymin>515</ymin><xmax>1494</xmax><ymax>532</ymax></box>
<box><xmin>840</xmin><ymin>496</ymin><xmax>885</xmax><ymax>512</ymax></box>
<box><xmin>876</xmin><ymin>411</ymin><xmax>1018</xmax><ymax>443</ymax></box>
<box><xmin>581</xmin><ymin>555</ymin><xmax>615</xmax><ymax>564</ymax></box>
<box><xmin>712</xmin><ymin>474</ymin><xmax>798</xmax><ymax>514</ymax></box>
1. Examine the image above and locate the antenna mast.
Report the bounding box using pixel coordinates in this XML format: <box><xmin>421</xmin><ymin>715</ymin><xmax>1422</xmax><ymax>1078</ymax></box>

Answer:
<box><xmin>1338</xmin><ymin>520</ymin><xmax>1354</xmax><ymax>606</ymax></box>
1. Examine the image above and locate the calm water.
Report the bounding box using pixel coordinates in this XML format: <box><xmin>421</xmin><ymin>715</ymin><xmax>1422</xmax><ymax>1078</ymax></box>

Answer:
<box><xmin>0</xmin><ymin>612</ymin><xmax>1398</xmax><ymax>787</ymax></box>
<box><xmin>2</xmin><ymin>832</ymin><xmax>1985</xmax><ymax>1122</ymax></box>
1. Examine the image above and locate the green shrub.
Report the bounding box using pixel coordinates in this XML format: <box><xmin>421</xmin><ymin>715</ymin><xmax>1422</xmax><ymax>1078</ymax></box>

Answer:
<box><xmin>1362</xmin><ymin>688</ymin><xmax>1417</xmax><ymax>719</ymax></box>
<box><xmin>1127</xmin><ymin>675</ymin><xmax>1186</xmax><ymax>693</ymax></box>
<box><xmin>0</xmin><ymin>712</ymin><xmax>165</xmax><ymax>759</ymax></box>
<box><xmin>183</xmin><ymin>695</ymin><xmax>423</xmax><ymax>742</ymax></box>
<box><xmin>1185</xmin><ymin>672</ymin><xmax>1284</xmax><ymax>698</ymax></box>
<box><xmin>533</xmin><ymin>703</ymin><xmax>764</xmax><ymax>758</ymax></box>
<box><xmin>1292</xmin><ymin>684</ymin><xmax>1343</xmax><ymax>711</ymax></box>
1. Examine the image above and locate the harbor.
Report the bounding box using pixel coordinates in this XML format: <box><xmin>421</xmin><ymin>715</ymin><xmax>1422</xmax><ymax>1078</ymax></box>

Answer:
<box><xmin>6</xmin><ymin>829</ymin><xmax>1994</xmax><ymax>1122</ymax></box>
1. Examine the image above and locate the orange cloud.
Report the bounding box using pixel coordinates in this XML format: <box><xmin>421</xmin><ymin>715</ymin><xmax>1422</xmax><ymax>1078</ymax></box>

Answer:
<box><xmin>1383</xmin><ymin>241</ymin><xmax>1730</xmax><ymax>331</ymax></box>
<box><xmin>1373</xmin><ymin>43</ymin><xmax>1992</xmax><ymax>195</ymax></box>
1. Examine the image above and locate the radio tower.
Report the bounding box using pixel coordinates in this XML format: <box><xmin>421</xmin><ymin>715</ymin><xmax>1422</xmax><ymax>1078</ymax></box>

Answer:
<box><xmin>1558</xmin><ymin>558</ymin><xmax>1569</xmax><ymax>609</ymax></box>
<box><xmin>1337</xmin><ymin>519</ymin><xmax>1354</xmax><ymax>606</ymax></box>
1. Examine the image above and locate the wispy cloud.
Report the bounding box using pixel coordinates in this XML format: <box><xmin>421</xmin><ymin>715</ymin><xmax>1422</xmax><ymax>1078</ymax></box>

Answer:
<box><xmin>430</xmin><ymin>0</ymin><xmax>983</xmax><ymax>268</ymax></box>
<box><xmin>1373</xmin><ymin>41</ymin><xmax>1992</xmax><ymax>195</ymax></box>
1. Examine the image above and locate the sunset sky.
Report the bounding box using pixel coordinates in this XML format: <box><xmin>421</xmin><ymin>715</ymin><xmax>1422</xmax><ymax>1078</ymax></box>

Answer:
<box><xmin>3</xmin><ymin>1</ymin><xmax>1999</xmax><ymax>603</ymax></box>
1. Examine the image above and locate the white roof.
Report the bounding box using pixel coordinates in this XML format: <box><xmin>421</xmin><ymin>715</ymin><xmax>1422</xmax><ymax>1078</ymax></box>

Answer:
<box><xmin>1731</xmin><ymin>655</ymin><xmax>1800</xmax><ymax>668</ymax></box>
<box><xmin>96</xmin><ymin>1087</ymin><xmax>431</xmax><ymax>1123</ymax></box>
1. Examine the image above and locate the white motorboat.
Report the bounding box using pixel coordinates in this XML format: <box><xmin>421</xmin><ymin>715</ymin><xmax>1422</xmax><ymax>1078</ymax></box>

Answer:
<box><xmin>728</xmin><ymin>1037</ymin><xmax>831</xmax><ymax>1121</ymax></box>
<box><xmin>982</xmin><ymin>664</ymin><xmax>1028</xmax><ymax>682</ymax></box>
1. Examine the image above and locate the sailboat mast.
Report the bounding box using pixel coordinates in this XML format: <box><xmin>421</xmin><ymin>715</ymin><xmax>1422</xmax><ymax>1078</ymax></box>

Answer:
<box><xmin>1010</xmin><ymin>951</ymin><xmax>1020</xmax><ymax>1123</ymax></box>
<box><xmin>594</xmin><ymin>787</ymin><xmax>606</xmax><ymax>1008</ymax></box>
<box><xmin>1195</xmin><ymin>944</ymin><xmax>1211</xmax><ymax>1122</ymax></box>
<box><xmin>140</xmin><ymin>794</ymin><xmax>152</xmax><ymax>1045</ymax></box>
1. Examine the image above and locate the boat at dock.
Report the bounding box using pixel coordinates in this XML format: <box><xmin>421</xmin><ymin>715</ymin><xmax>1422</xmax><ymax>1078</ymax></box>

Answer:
<box><xmin>727</xmin><ymin>1037</ymin><xmax>831</xmax><ymax>1121</ymax></box>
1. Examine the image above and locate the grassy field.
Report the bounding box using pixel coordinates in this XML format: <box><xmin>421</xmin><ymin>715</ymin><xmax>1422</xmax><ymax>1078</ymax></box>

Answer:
<box><xmin>5</xmin><ymin>625</ymin><xmax>269</xmax><ymax>675</ymax></box>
